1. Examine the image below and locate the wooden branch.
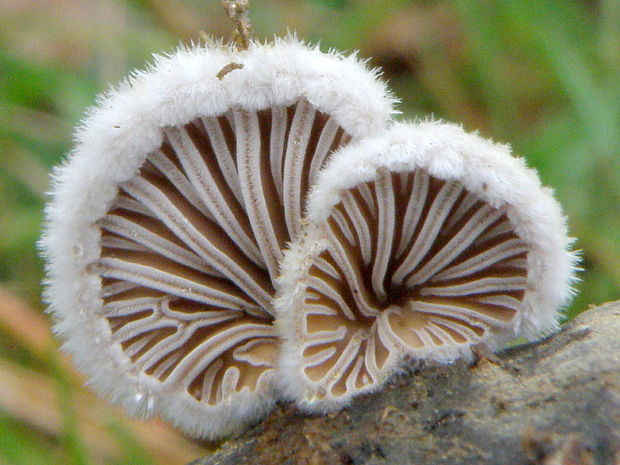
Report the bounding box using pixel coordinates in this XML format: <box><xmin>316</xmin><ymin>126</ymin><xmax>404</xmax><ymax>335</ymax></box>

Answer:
<box><xmin>190</xmin><ymin>302</ymin><xmax>620</xmax><ymax>465</ymax></box>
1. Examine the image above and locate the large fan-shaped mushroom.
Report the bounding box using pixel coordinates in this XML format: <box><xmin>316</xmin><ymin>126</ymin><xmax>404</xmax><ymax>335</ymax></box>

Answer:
<box><xmin>41</xmin><ymin>38</ymin><xmax>395</xmax><ymax>438</ymax></box>
<box><xmin>276</xmin><ymin>121</ymin><xmax>577</xmax><ymax>412</ymax></box>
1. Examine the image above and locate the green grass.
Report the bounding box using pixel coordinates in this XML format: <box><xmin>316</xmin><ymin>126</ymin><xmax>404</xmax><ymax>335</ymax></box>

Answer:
<box><xmin>0</xmin><ymin>0</ymin><xmax>618</xmax><ymax>463</ymax></box>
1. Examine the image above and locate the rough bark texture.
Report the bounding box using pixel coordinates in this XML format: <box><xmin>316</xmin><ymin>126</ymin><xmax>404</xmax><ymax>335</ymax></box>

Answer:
<box><xmin>190</xmin><ymin>302</ymin><xmax>620</xmax><ymax>465</ymax></box>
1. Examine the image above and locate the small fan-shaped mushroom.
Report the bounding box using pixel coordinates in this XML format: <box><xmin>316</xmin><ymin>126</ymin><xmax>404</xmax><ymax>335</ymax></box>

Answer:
<box><xmin>276</xmin><ymin>121</ymin><xmax>577</xmax><ymax>412</ymax></box>
<box><xmin>41</xmin><ymin>38</ymin><xmax>395</xmax><ymax>438</ymax></box>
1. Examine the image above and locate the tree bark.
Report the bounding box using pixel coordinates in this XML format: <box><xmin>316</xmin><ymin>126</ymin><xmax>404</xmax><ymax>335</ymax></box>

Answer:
<box><xmin>190</xmin><ymin>302</ymin><xmax>620</xmax><ymax>465</ymax></box>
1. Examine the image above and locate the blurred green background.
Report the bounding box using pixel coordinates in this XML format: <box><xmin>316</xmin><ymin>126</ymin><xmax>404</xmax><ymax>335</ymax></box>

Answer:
<box><xmin>0</xmin><ymin>0</ymin><xmax>618</xmax><ymax>464</ymax></box>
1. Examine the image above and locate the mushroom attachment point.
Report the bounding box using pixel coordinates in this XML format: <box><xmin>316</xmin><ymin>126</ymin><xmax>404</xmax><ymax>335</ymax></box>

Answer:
<box><xmin>276</xmin><ymin>121</ymin><xmax>578</xmax><ymax>412</ymax></box>
<box><xmin>41</xmin><ymin>38</ymin><xmax>395</xmax><ymax>439</ymax></box>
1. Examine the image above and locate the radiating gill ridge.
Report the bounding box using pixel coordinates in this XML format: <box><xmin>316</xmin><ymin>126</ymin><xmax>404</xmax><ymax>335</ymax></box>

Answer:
<box><xmin>95</xmin><ymin>98</ymin><xmax>351</xmax><ymax>404</ymax></box>
<box><xmin>298</xmin><ymin>169</ymin><xmax>529</xmax><ymax>399</ymax></box>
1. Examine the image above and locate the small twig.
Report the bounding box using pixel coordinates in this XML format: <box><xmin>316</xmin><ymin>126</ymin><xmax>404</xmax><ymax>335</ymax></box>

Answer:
<box><xmin>221</xmin><ymin>0</ymin><xmax>252</xmax><ymax>51</ymax></box>
<box><xmin>216</xmin><ymin>62</ymin><xmax>244</xmax><ymax>80</ymax></box>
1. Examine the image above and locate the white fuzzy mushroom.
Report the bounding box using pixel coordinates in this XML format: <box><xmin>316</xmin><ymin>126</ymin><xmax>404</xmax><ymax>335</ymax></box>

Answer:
<box><xmin>276</xmin><ymin>121</ymin><xmax>578</xmax><ymax>412</ymax></box>
<box><xmin>40</xmin><ymin>37</ymin><xmax>396</xmax><ymax>439</ymax></box>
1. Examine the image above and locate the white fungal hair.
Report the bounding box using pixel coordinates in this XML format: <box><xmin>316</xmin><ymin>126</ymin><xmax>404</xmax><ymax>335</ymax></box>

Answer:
<box><xmin>40</xmin><ymin>36</ymin><xmax>396</xmax><ymax>439</ymax></box>
<box><xmin>40</xmin><ymin>31</ymin><xmax>578</xmax><ymax>436</ymax></box>
<box><xmin>275</xmin><ymin>121</ymin><xmax>578</xmax><ymax>412</ymax></box>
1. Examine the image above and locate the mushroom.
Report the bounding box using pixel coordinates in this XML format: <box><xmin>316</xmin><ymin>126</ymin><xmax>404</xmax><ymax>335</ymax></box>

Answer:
<box><xmin>276</xmin><ymin>121</ymin><xmax>578</xmax><ymax>412</ymax></box>
<box><xmin>41</xmin><ymin>37</ymin><xmax>395</xmax><ymax>438</ymax></box>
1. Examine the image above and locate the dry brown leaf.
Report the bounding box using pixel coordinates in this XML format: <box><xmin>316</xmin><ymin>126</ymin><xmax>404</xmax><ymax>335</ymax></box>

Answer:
<box><xmin>0</xmin><ymin>358</ymin><xmax>205</xmax><ymax>465</ymax></box>
<box><xmin>0</xmin><ymin>287</ymin><xmax>206</xmax><ymax>464</ymax></box>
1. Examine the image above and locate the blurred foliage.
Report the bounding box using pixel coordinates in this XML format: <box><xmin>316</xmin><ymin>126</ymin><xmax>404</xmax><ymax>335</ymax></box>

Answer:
<box><xmin>0</xmin><ymin>0</ymin><xmax>618</xmax><ymax>464</ymax></box>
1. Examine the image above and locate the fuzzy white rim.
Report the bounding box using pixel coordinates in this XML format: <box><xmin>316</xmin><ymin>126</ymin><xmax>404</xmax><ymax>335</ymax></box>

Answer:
<box><xmin>276</xmin><ymin>120</ymin><xmax>578</xmax><ymax>412</ymax></box>
<box><xmin>40</xmin><ymin>36</ymin><xmax>396</xmax><ymax>438</ymax></box>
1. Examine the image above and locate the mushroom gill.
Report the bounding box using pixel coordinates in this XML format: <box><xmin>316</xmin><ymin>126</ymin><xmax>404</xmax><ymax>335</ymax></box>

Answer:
<box><xmin>296</xmin><ymin>169</ymin><xmax>526</xmax><ymax>399</ymax></box>
<box><xmin>96</xmin><ymin>99</ymin><xmax>351</xmax><ymax>407</ymax></box>
<box><xmin>42</xmin><ymin>39</ymin><xmax>396</xmax><ymax>439</ymax></box>
<box><xmin>276</xmin><ymin>121</ymin><xmax>577</xmax><ymax>411</ymax></box>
